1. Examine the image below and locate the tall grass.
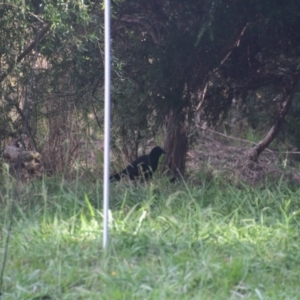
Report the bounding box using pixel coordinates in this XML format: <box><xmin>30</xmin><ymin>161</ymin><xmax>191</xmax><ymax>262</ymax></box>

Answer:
<box><xmin>1</xmin><ymin>175</ymin><xmax>300</xmax><ymax>299</ymax></box>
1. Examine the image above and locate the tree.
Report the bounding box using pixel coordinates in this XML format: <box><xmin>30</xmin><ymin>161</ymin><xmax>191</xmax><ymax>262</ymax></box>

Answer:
<box><xmin>112</xmin><ymin>0</ymin><xmax>254</xmax><ymax>176</ymax></box>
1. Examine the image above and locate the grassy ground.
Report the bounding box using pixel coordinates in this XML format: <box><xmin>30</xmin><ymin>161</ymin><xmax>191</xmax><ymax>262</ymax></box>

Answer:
<box><xmin>1</xmin><ymin>175</ymin><xmax>300</xmax><ymax>300</ymax></box>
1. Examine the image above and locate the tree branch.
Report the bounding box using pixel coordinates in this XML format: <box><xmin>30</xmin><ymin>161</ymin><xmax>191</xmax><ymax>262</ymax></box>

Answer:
<box><xmin>249</xmin><ymin>75</ymin><xmax>300</xmax><ymax>162</ymax></box>
<box><xmin>0</xmin><ymin>23</ymin><xmax>51</xmax><ymax>83</ymax></box>
<box><xmin>219</xmin><ymin>23</ymin><xmax>249</xmax><ymax>65</ymax></box>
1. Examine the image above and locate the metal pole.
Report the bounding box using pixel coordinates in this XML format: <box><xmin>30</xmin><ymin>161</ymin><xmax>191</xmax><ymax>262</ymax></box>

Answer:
<box><xmin>103</xmin><ymin>0</ymin><xmax>111</xmax><ymax>249</ymax></box>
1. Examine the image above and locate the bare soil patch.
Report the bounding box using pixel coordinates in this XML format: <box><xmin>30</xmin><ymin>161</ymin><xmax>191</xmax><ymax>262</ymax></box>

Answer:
<box><xmin>187</xmin><ymin>131</ymin><xmax>300</xmax><ymax>186</ymax></box>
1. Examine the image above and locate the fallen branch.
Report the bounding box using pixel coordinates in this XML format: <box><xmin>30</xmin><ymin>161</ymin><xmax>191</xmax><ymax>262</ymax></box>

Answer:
<box><xmin>249</xmin><ymin>76</ymin><xmax>300</xmax><ymax>162</ymax></box>
<box><xmin>205</xmin><ymin>128</ymin><xmax>274</xmax><ymax>153</ymax></box>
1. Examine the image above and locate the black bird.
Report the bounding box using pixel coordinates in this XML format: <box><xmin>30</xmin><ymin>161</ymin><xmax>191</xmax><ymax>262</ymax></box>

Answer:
<box><xmin>110</xmin><ymin>146</ymin><xmax>166</xmax><ymax>182</ymax></box>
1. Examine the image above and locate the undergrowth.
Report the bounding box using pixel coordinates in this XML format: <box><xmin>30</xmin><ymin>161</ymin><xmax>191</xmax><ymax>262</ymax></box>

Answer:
<box><xmin>1</xmin><ymin>174</ymin><xmax>300</xmax><ymax>299</ymax></box>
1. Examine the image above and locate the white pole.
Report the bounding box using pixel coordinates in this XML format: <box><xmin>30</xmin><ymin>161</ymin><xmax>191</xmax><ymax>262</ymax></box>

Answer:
<box><xmin>103</xmin><ymin>0</ymin><xmax>111</xmax><ymax>249</ymax></box>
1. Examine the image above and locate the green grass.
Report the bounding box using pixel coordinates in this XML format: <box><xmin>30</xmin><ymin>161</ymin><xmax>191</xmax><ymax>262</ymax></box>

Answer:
<box><xmin>1</xmin><ymin>175</ymin><xmax>300</xmax><ymax>299</ymax></box>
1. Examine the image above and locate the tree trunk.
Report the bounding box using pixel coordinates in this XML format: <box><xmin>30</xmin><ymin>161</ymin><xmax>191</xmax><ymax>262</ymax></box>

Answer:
<box><xmin>163</xmin><ymin>109</ymin><xmax>188</xmax><ymax>177</ymax></box>
<box><xmin>249</xmin><ymin>77</ymin><xmax>300</xmax><ymax>162</ymax></box>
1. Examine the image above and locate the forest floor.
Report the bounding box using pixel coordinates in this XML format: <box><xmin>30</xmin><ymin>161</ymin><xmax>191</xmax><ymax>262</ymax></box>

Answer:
<box><xmin>105</xmin><ymin>130</ymin><xmax>300</xmax><ymax>187</ymax></box>
<box><xmin>186</xmin><ymin>130</ymin><xmax>300</xmax><ymax>187</ymax></box>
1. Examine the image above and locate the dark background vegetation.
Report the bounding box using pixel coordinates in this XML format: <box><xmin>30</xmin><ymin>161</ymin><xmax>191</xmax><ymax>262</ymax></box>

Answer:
<box><xmin>0</xmin><ymin>0</ymin><xmax>300</xmax><ymax>179</ymax></box>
